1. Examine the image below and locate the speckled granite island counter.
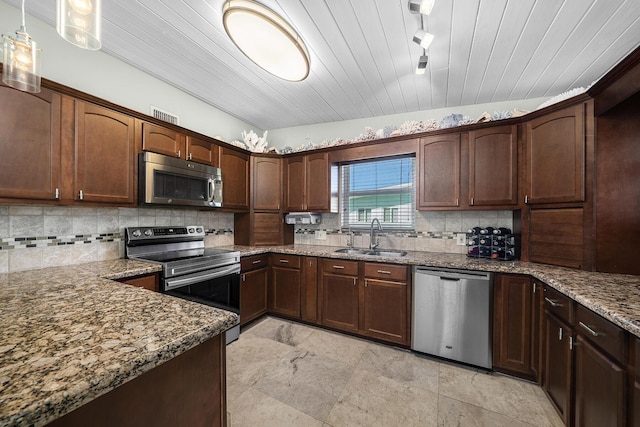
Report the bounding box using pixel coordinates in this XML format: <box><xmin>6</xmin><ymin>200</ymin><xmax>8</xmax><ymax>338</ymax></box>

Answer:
<box><xmin>0</xmin><ymin>259</ymin><xmax>238</xmax><ymax>427</ymax></box>
<box><xmin>225</xmin><ymin>244</ymin><xmax>640</xmax><ymax>339</ymax></box>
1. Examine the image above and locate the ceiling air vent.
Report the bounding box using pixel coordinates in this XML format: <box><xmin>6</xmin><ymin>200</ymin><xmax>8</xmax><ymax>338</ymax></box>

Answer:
<box><xmin>150</xmin><ymin>106</ymin><xmax>180</xmax><ymax>125</ymax></box>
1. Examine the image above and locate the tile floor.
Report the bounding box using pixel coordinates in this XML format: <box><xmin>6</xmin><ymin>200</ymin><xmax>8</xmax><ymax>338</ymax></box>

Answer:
<box><xmin>226</xmin><ymin>316</ymin><xmax>564</xmax><ymax>427</ymax></box>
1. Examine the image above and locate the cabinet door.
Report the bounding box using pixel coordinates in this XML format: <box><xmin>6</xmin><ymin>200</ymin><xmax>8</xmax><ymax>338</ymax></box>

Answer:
<box><xmin>417</xmin><ymin>134</ymin><xmax>461</xmax><ymax>208</ymax></box>
<box><xmin>525</xmin><ymin>104</ymin><xmax>585</xmax><ymax>204</ymax></box>
<box><xmin>574</xmin><ymin>335</ymin><xmax>626</xmax><ymax>427</ymax></box>
<box><xmin>634</xmin><ymin>337</ymin><xmax>640</xmax><ymax>427</ymax></box>
<box><xmin>301</xmin><ymin>257</ymin><xmax>319</xmax><ymax>323</ymax></box>
<box><xmin>186</xmin><ymin>135</ymin><xmax>219</xmax><ymax>166</ymax></box>
<box><xmin>284</xmin><ymin>155</ymin><xmax>306</xmax><ymax>211</ymax></box>
<box><xmin>0</xmin><ymin>85</ymin><xmax>62</xmax><ymax>201</ymax></box>
<box><xmin>321</xmin><ymin>272</ymin><xmax>359</xmax><ymax>332</ymax></box>
<box><xmin>363</xmin><ymin>277</ymin><xmax>409</xmax><ymax>345</ymax></box>
<box><xmin>306</xmin><ymin>152</ymin><xmax>330</xmax><ymax>211</ymax></box>
<box><xmin>469</xmin><ymin>125</ymin><xmax>518</xmax><ymax>206</ymax></box>
<box><xmin>75</xmin><ymin>102</ymin><xmax>136</xmax><ymax>204</ymax></box>
<box><xmin>493</xmin><ymin>275</ymin><xmax>535</xmax><ymax>379</ymax></box>
<box><xmin>253</xmin><ymin>156</ymin><xmax>281</xmax><ymax>211</ymax></box>
<box><xmin>141</xmin><ymin>122</ymin><xmax>185</xmax><ymax>159</ymax></box>
<box><xmin>241</xmin><ymin>267</ymin><xmax>268</xmax><ymax>325</ymax></box>
<box><xmin>544</xmin><ymin>313</ymin><xmax>573</xmax><ymax>426</ymax></box>
<box><xmin>270</xmin><ymin>266</ymin><xmax>301</xmax><ymax>318</ymax></box>
<box><xmin>220</xmin><ymin>147</ymin><xmax>250</xmax><ymax>210</ymax></box>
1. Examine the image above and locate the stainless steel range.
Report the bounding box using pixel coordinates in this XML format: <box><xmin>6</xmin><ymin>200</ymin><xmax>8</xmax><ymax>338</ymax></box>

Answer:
<box><xmin>125</xmin><ymin>226</ymin><xmax>240</xmax><ymax>344</ymax></box>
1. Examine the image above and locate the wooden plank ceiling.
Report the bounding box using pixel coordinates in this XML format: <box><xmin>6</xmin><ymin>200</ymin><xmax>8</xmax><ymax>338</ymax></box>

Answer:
<box><xmin>9</xmin><ymin>0</ymin><xmax>640</xmax><ymax>130</ymax></box>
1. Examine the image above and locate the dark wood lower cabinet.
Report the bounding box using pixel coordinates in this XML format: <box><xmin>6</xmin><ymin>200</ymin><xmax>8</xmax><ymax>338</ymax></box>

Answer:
<box><xmin>46</xmin><ymin>334</ymin><xmax>226</xmax><ymax>427</ymax></box>
<box><xmin>574</xmin><ymin>335</ymin><xmax>626</xmax><ymax>427</ymax></box>
<box><xmin>492</xmin><ymin>274</ymin><xmax>537</xmax><ymax>380</ymax></box>
<box><xmin>240</xmin><ymin>267</ymin><xmax>268</xmax><ymax>326</ymax></box>
<box><xmin>634</xmin><ymin>337</ymin><xmax>640</xmax><ymax>427</ymax></box>
<box><xmin>321</xmin><ymin>272</ymin><xmax>359</xmax><ymax>332</ymax></box>
<box><xmin>544</xmin><ymin>313</ymin><xmax>573</xmax><ymax>426</ymax></box>
<box><xmin>301</xmin><ymin>257</ymin><xmax>319</xmax><ymax>323</ymax></box>
<box><xmin>362</xmin><ymin>277</ymin><xmax>408</xmax><ymax>345</ymax></box>
<box><xmin>269</xmin><ymin>255</ymin><xmax>301</xmax><ymax>318</ymax></box>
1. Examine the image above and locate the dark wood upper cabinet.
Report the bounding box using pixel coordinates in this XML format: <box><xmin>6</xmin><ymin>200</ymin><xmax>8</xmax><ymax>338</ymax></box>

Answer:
<box><xmin>252</xmin><ymin>156</ymin><xmax>281</xmax><ymax>211</ymax></box>
<box><xmin>0</xmin><ymin>85</ymin><xmax>62</xmax><ymax>201</ymax></box>
<box><xmin>468</xmin><ymin>125</ymin><xmax>518</xmax><ymax>206</ymax></box>
<box><xmin>74</xmin><ymin>101</ymin><xmax>136</xmax><ymax>204</ymax></box>
<box><xmin>525</xmin><ymin>104</ymin><xmax>585</xmax><ymax>204</ymax></box>
<box><xmin>284</xmin><ymin>152</ymin><xmax>330</xmax><ymax>212</ymax></box>
<box><xmin>186</xmin><ymin>135</ymin><xmax>219</xmax><ymax>167</ymax></box>
<box><xmin>219</xmin><ymin>147</ymin><xmax>250</xmax><ymax>210</ymax></box>
<box><xmin>417</xmin><ymin>133</ymin><xmax>461</xmax><ymax>208</ymax></box>
<box><xmin>141</xmin><ymin>121</ymin><xmax>185</xmax><ymax>159</ymax></box>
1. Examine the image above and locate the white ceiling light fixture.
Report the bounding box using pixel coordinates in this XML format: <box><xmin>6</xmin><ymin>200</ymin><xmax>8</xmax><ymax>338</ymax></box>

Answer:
<box><xmin>222</xmin><ymin>0</ymin><xmax>310</xmax><ymax>82</ymax></box>
<box><xmin>2</xmin><ymin>0</ymin><xmax>41</xmax><ymax>93</ymax></box>
<box><xmin>413</xmin><ymin>28</ymin><xmax>434</xmax><ymax>49</ymax></box>
<box><xmin>56</xmin><ymin>0</ymin><xmax>102</xmax><ymax>50</ymax></box>
<box><xmin>415</xmin><ymin>53</ymin><xmax>428</xmax><ymax>75</ymax></box>
<box><xmin>408</xmin><ymin>0</ymin><xmax>435</xmax><ymax>16</ymax></box>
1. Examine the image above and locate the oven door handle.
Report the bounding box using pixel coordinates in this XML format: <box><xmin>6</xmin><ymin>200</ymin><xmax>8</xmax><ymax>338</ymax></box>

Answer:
<box><xmin>164</xmin><ymin>264</ymin><xmax>240</xmax><ymax>291</ymax></box>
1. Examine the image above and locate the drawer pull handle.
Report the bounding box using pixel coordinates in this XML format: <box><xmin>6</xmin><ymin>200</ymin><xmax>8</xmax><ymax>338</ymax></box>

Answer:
<box><xmin>377</xmin><ymin>270</ymin><xmax>391</xmax><ymax>275</ymax></box>
<box><xmin>544</xmin><ymin>297</ymin><xmax>563</xmax><ymax>307</ymax></box>
<box><xmin>332</xmin><ymin>265</ymin><xmax>345</xmax><ymax>269</ymax></box>
<box><xmin>279</xmin><ymin>259</ymin><xmax>289</xmax><ymax>263</ymax></box>
<box><xmin>578</xmin><ymin>321</ymin><xmax>600</xmax><ymax>337</ymax></box>
<box><xmin>252</xmin><ymin>260</ymin><xmax>262</xmax><ymax>264</ymax></box>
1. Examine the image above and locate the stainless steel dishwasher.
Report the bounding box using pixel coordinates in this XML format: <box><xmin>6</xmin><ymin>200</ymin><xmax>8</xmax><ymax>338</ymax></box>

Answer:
<box><xmin>411</xmin><ymin>266</ymin><xmax>493</xmax><ymax>369</ymax></box>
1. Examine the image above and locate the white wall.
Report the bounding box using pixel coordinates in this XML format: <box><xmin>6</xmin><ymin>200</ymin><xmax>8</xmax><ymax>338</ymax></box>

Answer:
<box><xmin>267</xmin><ymin>97</ymin><xmax>549</xmax><ymax>149</ymax></box>
<box><xmin>0</xmin><ymin>2</ymin><xmax>257</xmax><ymax>143</ymax></box>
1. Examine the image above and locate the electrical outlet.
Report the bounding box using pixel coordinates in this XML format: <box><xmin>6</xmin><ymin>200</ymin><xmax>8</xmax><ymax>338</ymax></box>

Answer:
<box><xmin>315</xmin><ymin>230</ymin><xmax>327</xmax><ymax>240</ymax></box>
<box><xmin>456</xmin><ymin>233</ymin><xmax>467</xmax><ymax>246</ymax></box>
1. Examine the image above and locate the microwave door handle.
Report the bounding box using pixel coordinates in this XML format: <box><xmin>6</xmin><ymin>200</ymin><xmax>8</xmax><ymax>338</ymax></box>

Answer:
<box><xmin>207</xmin><ymin>178</ymin><xmax>214</xmax><ymax>203</ymax></box>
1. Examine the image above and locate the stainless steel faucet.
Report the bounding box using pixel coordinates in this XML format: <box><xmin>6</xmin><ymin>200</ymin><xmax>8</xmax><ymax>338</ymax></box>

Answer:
<box><xmin>370</xmin><ymin>218</ymin><xmax>382</xmax><ymax>249</ymax></box>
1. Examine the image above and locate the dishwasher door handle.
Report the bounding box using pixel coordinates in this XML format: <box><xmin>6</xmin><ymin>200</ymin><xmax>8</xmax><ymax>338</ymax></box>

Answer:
<box><xmin>440</xmin><ymin>277</ymin><xmax>461</xmax><ymax>282</ymax></box>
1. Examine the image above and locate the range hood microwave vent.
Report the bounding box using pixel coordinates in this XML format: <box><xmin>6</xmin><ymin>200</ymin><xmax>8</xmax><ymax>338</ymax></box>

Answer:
<box><xmin>150</xmin><ymin>105</ymin><xmax>180</xmax><ymax>125</ymax></box>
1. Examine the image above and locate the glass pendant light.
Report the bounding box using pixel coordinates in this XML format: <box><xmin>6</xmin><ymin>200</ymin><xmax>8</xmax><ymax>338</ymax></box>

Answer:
<box><xmin>2</xmin><ymin>0</ymin><xmax>41</xmax><ymax>93</ymax></box>
<box><xmin>56</xmin><ymin>0</ymin><xmax>102</xmax><ymax>50</ymax></box>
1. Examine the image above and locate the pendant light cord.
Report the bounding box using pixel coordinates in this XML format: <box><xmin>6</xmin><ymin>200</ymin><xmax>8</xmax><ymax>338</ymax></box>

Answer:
<box><xmin>21</xmin><ymin>0</ymin><xmax>26</xmax><ymax>30</ymax></box>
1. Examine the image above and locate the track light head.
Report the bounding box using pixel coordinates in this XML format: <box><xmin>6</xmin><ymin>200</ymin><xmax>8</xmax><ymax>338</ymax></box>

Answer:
<box><xmin>412</xmin><ymin>29</ymin><xmax>434</xmax><ymax>49</ymax></box>
<box><xmin>415</xmin><ymin>54</ymin><xmax>428</xmax><ymax>75</ymax></box>
<box><xmin>408</xmin><ymin>0</ymin><xmax>435</xmax><ymax>15</ymax></box>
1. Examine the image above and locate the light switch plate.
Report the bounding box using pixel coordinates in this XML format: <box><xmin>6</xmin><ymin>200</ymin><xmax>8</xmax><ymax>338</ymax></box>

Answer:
<box><xmin>315</xmin><ymin>230</ymin><xmax>327</xmax><ymax>240</ymax></box>
<box><xmin>456</xmin><ymin>233</ymin><xmax>466</xmax><ymax>246</ymax></box>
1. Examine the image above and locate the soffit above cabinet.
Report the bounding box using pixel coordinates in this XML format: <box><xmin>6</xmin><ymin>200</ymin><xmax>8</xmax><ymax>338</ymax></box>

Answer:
<box><xmin>7</xmin><ymin>0</ymin><xmax>640</xmax><ymax>130</ymax></box>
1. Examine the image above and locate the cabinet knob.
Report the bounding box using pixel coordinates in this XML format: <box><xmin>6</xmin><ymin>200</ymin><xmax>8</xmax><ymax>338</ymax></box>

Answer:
<box><xmin>377</xmin><ymin>270</ymin><xmax>391</xmax><ymax>275</ymax></box>
<box><xmin>524</xmin><ymin>195</ymin><xmax>529</xmax><ymax>204</ymax></box>
<box><xmin>187</xmin><ymin>153</ymin><xmax>192</xmax><ymax>160</ymax></box>
<box><xmin>79</xmin><ymin>190</ymin><xmax>84</xmax><ymax>200</ymax></box>
<box><xmin>177</xmin><ymin>150</ymin><xmax>181</xmax><ymax>158</ymax></box>
<box><xmin>578</xmin><ymin>321</ymin><xmax>599</xmax><ymax>337</ymax></box>
<box><xmin>353</xmin><ymin>278</ymin><xmax>357</xmax><ymax>286</ymax></box>
<box><xmin>252</xmin><ymin>260</ymin><xmax>261</xmax><ymax>264</ymax></box>
<box><xmin>279</xmin><ymin>259</ymin><xmax>289</xmax><ymax>263</ymax></box>
<box><xmin>55</xmin><ymin>188</ymin><xmax>60</xmax><ymax>200</ymax></box>
<box><xmin>332</xmin><ymin>265</ymin><xmax>345</xmax><ymax>269</ymax></box>
<box><xmin>470</xmin><ymin>197</ymin><xmax>474</xmax><ymax>206</ymax></box>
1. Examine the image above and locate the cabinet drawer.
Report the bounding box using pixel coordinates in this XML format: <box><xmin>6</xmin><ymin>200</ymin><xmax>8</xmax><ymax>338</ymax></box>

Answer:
<box><xmin>241</xmin><ymin>254</ymin><xmax>269</xmax><ymax>271</ymax></box>
<box><xmin>321</xmin><ymin>258</ymin><xmax>359</xmax><ymax>276</ymax></box>
<box><xmin>271</xmin><ymin>254</ymin><xmax>301</xmax><ymax>269</ymax></box>
<box><xmin>363</xmin><ymin>262</ymin><xmax>408</xmax><ymax>282</ymax></box>
<box><xmin>543</xmin><ymin>286</ymin><xmax>573</xmax><ymax>324</ymax></box>
<box><xmin>575</xmin><ymin>304</ymin><xmax>626</xmax><ymax>363</ymax></box>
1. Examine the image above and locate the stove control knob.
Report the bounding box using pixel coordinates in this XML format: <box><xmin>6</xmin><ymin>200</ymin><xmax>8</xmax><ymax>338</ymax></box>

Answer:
<box><xmin>188</xmin><ymin>227</ymin><xmax>195</xmax><ymax>233</ymax></box>
<box><xmin>196</xmin><ymin>227</ymin><xmax>203</xmax><ymax>233</ymax></box>
<box><xmin>131</xmin><ymin>229</ymin><xmax>141</xmax><ymax>238</ymax></box>
<box><xmin>144</xmin><ymin>229</ymin><xmax>153</xmax><ymax>237</ymax></box>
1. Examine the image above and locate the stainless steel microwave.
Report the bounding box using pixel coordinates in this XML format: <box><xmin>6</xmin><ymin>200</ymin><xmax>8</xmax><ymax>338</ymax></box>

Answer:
<box><xmin>139</xmin><ymin>152</ymin><xmax>223</xmax><ymax>208</ymax></box>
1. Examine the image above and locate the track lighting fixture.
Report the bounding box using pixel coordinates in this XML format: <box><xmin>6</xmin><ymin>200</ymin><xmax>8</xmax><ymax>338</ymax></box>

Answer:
<box><xmin>416</xmin><ymin>54</ymin><xmax>428</xmax><ymax>75</ymax></box>
<box><xmin>408</xmin><ymin>0</ymin><xmax>435</xmax><ymax>16</ymax></box>
<box><xmin>2</xmin><ymin>0</ymin><xmax>41</xmax><ymax>93</ymax></box>
<box><xmin>413</xmin><ymin>28</ymin><xmax>434</xmax><ymax>50</ymax></box>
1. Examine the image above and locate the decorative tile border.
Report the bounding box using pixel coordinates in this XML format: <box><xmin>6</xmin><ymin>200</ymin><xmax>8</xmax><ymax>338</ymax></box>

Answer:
<box><xmin>294</xmin><ymin>228</ymin><xmax>459</xmax><ymax>239</ymax></box>
<box><xmin>0</xmin><ymin>229</ymin><xmax>233</xmax><ymax>250</ymax></box>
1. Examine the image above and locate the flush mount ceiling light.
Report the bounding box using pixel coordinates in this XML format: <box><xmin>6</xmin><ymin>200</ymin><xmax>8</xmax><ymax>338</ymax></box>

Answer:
<box><xmin>222</xmin><ymin>0</ymin><xmax>310</xmax><ymax>82</ymax></box>
<box><xmin>413</xmin><ymin>28</ymin><xmax>434</xmax><ymax>50</ymax></box>
<box><xmin>56</xmin><ymin>0</ymin><xmax>102</xmax><ymax>50</ymax></box>
<box><xmin>415</xmin><ymin>54</ymin><xmax>428</xmax><ymax>75</ymax></box>
<box><xmin>2</xmin><ymin>0</ymin><xmax>41</xmax><ymax>93</ymax></box>
<box><xmin>408</xmin><ymin>0</ymin><xmax>435</xmax><ymax>15</ymax></box>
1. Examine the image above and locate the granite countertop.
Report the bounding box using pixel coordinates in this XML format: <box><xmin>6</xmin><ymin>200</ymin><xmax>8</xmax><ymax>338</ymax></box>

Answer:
<box><xmin>226</xmin><ymin>244</ymin><xmax>640</xmax><ymax>339</ymax></box>
<box><xmin>0</xmin><ymin>259</ymin><xmax>239</xmax><ymax>427</ymax></box>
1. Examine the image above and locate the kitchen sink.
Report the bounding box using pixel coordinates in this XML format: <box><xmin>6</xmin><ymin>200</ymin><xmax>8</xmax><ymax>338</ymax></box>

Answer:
<box><xmin>334</xmin><ymin>248</ymin><xmax>407</xmax><ymax>257</ymax></box>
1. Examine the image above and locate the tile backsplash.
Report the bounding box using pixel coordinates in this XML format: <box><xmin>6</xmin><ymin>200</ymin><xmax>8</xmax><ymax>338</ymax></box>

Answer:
<box><xmin>294</xmin><ymin>210</ymin><xmax>514</xmax><ymax>254</ymax></box>
<box><xmin>0</xmin><ymin>205</ymin><xmax>234</xmax><ymax>273</ymax></box>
